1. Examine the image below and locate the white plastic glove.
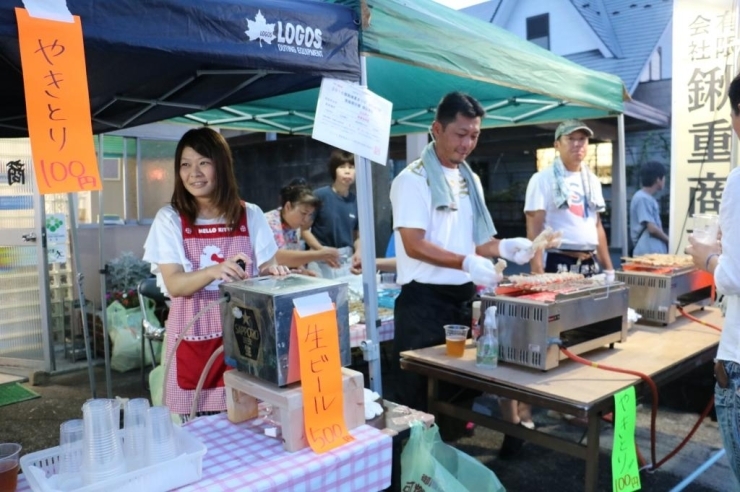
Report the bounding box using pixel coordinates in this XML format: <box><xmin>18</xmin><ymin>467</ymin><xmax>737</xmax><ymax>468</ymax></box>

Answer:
<box><xmin>603</xmin><ymin>269</ymin><xmax>615</xmax><ymax>283</ymax></box>
<box><xmin>499</xmin><ymin>238</ymin><xmax>535</xmax><ymax>265</ymax></box>
<box><xmin>462</xmin><ymin>254</ymin><xmax>502</xmax><ymax>288</ymax></box>
<box><xmin>363</xmin><ymin>388</ymin><xmax>383</xmax><ymax>420</ymax></box>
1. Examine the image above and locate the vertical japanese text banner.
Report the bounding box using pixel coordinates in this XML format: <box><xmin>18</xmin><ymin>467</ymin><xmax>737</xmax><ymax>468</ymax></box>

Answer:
<box><xmin>16</xmin><ymin>8</ymin><xmax>101</xmax><ymax>195</ymax></box>
<box><xmin>670</xmin><ymin>0</ymin><xmax>739</xmax><ymax>252</ymax></box>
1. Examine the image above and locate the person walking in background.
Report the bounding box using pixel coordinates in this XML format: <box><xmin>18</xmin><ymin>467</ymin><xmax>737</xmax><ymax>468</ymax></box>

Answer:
<box><xmin>686</xmin><ymin>71</ymin><xmax>740</xmax><ymax>487</ymax></box>
<box><xmin>630</xmin><ymin>161</ymin><xmax>669</xmax><ymax>256</ymax></box>
<box><xmin>302</xmin><ymin>149</ymin><xmax>361</xmax><ymax>270</ymax></box>
<box><xmin>143</xmin><ymin>127</ymin><xmax>288</xmax><ymax>421</ymax></box>
<box><xmin>264</xmin><ymin>181</ymin><xmax>340</xmax><ymax>270</ymax></box>
<box><xmin>389</xmin><ymin>91</ymin><xmax>533</xmax><ymax>438</ymax></box>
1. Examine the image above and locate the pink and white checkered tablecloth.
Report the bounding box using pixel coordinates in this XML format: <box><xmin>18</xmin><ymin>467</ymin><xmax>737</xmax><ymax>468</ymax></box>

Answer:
<box><xmin>15</xmin><ymin>414</ymin><xmax>392</xmax><ymax>492</ymax></box>
<box><xmin>350</xmin><ymin>318</ymin><xmax>394</xmax><ymax>348</ymax></box>
<box><xmin>177</xmin><ymin>414</ymin><xmax>392</xmax><ymax>491</ymax></box>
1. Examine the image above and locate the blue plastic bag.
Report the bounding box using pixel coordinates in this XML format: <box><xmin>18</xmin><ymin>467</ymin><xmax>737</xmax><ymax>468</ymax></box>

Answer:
<box><xmin>401</xmin><ymin>422</ymin><xmax>506</xmax><ymax>492</ymax></box>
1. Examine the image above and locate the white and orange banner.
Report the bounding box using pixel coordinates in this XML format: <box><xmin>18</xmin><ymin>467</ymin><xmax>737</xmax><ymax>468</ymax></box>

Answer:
<box><xmin>670</xmin><ymin>0</ymin><xmax>739</xmax><ymax>252</ymax></box>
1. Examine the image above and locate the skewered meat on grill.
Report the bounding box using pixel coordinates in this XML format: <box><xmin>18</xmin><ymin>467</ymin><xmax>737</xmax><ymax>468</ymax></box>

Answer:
<box><xmin>506</xmin><ymin>272</ymin><xmax>584</xmax><ymax>286</ymax></box>
<box><xmin>531</xmin><ymin>226</ymin><xmax>563</xmax><ymax>252</ymax></box>
<box><xmin>626</xmin><ymin>254</ymin><xmax>694</xmax><ymax>267</ymax></box>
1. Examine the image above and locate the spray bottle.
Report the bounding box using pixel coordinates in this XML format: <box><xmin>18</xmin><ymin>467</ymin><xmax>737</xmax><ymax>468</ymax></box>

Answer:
<box><xmin>476</xmin><ymin>305</ymin><xmax>499</xmax><ymax>369</ymax></box>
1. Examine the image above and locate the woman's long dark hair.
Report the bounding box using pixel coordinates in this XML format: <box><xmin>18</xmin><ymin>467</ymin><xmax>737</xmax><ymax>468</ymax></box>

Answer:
<box><xmin>170</xmin><ymin>127</ymin><xmax>242</xmax><ymax>228</ymax></box>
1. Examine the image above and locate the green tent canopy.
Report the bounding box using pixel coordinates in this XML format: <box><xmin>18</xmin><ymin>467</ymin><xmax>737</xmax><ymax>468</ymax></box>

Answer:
<box><xmin>175</xmin><ymin>0</ymin><xmax>627</xmax><ymax>135</ymax></box>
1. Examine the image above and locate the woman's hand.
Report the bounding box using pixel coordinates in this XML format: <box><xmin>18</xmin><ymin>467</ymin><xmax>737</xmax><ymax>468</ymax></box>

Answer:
<box><xmin>213</xmin><ymin>254</ymin><xmax>252</xmax><ymax>283</ymax></box>
<box><xmin>260</xmin><ymin>264</ymin><xmax>290</xmax><ymax>276</ymax></box>
<box><xmin>320</xmin><ymin>247</ymin><xmax>341</xmax><ymax>268</ymax></box>
<box><xmin>685</xmin><ymin>235</ymin><xmax>721</xmax><ymax>271</ymax></box>
<box><xmin>350</xmin><ymin>250</ymin><xmax>362</xmax><ymax>274</ymax></box>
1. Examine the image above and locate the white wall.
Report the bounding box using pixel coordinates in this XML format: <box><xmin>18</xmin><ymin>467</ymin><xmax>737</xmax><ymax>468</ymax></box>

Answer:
<box><xmin>496</xmin><ymin>0</ymin><xmax>608</xmax><ymax>57</ymax></box>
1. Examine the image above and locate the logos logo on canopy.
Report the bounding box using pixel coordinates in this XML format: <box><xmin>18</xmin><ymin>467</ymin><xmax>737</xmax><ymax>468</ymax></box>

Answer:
<box><xmin>245</xmin><ymin>10</ymin><xmax>324</xmax><ymax>58</ymax></box>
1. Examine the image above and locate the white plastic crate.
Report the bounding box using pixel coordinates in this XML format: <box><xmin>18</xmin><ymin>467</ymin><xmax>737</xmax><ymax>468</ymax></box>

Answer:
<box><xmin>20</xmin><ymin>425</ymin><xmax>206</xmax><ymax>492</ymax></box>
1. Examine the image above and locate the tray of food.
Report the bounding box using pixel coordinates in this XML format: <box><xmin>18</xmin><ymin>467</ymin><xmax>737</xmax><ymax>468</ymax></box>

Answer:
<box><xmin>622</xmin><ymin>254</ymin><xmax>695</xmax><ymax>272</ymax></box>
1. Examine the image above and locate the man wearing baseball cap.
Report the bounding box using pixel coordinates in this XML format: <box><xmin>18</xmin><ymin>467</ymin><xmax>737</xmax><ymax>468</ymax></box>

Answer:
<box><xmin>497</xmin><ymin>120</ymin><xmax>615</xmax><ymax>458</ymax></box>
<box><xmin>524</xmin><ymin>119</ymin><xmax>613</xmax><ymax>278</ymax></box>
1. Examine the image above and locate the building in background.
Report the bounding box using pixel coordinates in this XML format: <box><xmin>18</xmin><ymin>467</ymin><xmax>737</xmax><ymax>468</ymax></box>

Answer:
<box><xmin>459</xmin><ymin>0</ymin><xmax>672</xmax><ymax>239</ymax></box>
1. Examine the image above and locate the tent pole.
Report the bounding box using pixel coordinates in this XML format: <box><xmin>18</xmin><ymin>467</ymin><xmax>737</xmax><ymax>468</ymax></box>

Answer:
<box><xmin>67</xmin><ymin>193</ymin><xmax>97</xmax><ymax>398</ymax></box>
<box><xmin>617</xmin><ymin>114</ymin><xmax>628</xmax><ymax>257</ymax></box>
<box><xmin>98</xmin><ymin>134</ymin><xmax>113</xmax><ymax>398</ymax></box>
<box><xmin>356</xmin><ymin>55</ymin><xmax>383</xmax><ymax>395</ymax></box>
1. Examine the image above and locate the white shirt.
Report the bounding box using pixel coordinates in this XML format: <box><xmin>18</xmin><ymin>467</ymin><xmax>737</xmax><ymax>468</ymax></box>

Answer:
<box><xmin>390</xmin><ymin>161</ymin><xmax>481</xmax><ymax>286</ymax></box>
<box><xmin>715</xmin><ymin>167</ymin><xmax>740</xmax><ymax>363</ymax></box>
<box><xmin>524</xmin><ymin>168</ymin><xmax>603</xmax><ymax>248</ymax></box>
<box><xmin>142</xmin><ymin>203</ymin><xmax>277</xmax><ymax>296</ymax></box>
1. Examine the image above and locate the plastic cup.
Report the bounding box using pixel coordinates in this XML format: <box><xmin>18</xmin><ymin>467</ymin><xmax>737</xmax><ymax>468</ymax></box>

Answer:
<box><xmin>58</xmin><ymin>419</ymin><xmax>84</xmax><ymax>474</ymax></box>
<box><xmin>692</xmin><ymin>214</ymin><xmax>719</xmax><ymax>245</ymax></box>
<box><xmin>444</xmin><ymin>325</ymin><xmax>469</xmax><ymax>357</ymax></box>
<box><xmin>124</xmin><ymin>398</ymin><xmax>150</xmax><ymax>471</ymax></box>
<box><xmin>0</xmin><ymin>443</ymin><xmax>21</xmax><ymax>492</ymax></box>
<box><xmin>81</xmin><ymin>399</ymin><xmax>126</xmax><ymax>484</ymax></box>
<box><xmin>147</xmin><ymin>406</ymin><xmax>179</xmax><ymax>464</ymax></box>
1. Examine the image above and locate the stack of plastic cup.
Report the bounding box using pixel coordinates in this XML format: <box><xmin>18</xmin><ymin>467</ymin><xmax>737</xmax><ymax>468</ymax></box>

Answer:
<box><xmin>81</xmin><ymin>399</ymin><xmax>126</xmax><ymax>484</ymax></box>
<box><xmin>58</xmin><ymin>419</ymin><xmax>84</xmax><ymax>474</ymax></box>
<box><xmin>123</xmin><ymin>398</ymin><xmax>150</xmax><ymax>471</ymax></box>
<box><xmin>84</xmin><ymin>398</ymin><xmax>122</xmax><ymax>430</ymax></box>
<box><xmin>147</xmin><ymin>406</ymin><xmax>179</xmax><ymax>464</ymax></box>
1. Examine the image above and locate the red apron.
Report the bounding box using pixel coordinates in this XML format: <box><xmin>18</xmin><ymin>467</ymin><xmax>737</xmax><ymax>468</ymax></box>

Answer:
<box><xmin>164</xmin><ymin>210</ymin><xmax>255</xmax><ymax>414</ymax></box>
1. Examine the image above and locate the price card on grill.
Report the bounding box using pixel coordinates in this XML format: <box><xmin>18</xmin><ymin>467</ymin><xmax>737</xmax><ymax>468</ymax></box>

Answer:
<box><xmin>293</xmin><ymin>293</ymin><xmax>354</xmax><ymax>453</ymax></box>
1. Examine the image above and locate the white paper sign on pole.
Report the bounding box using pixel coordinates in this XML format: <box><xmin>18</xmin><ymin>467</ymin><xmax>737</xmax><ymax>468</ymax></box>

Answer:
<box><xmin>312</xmin><ymin>78</ymin><xmax>392</xmax><ymax>165</ymax></box>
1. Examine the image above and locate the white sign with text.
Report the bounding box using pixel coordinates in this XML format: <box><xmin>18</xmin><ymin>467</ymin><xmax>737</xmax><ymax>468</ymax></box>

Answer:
<box><xmin>312</xmin><ymin>78</ymin><xmax>392</xmax><ymax>165</ymax></box>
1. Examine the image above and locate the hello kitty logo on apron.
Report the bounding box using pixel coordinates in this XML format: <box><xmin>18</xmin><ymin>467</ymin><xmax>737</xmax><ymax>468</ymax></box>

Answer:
<box><xmin>200</xmin><ymin>245</ymin><xmax>225</xmax><ymax>290</ymax></box>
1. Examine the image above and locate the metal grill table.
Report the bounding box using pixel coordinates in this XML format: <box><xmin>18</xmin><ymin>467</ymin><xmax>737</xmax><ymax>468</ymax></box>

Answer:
<box><xmin>616</xmin><ymin>264</ymin><xmax>714</xmax><ymax>325</ymax></box>
<box><xmin>399</xmin><ymin>308</ymin><xmax>723</xmax><ymax>492</ymax></box>
<box><xmin>481</xmin><ymin>280</ymin><xmax>629</xmax><ymax>371</ymax></box>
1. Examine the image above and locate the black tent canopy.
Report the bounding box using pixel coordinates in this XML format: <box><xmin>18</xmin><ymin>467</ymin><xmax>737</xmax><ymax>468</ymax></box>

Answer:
<box><xmin>0</xmin><ymin>0</ymin><xmax>361</xmax><ymax>137</ymax></box>
<box><xmin>0</xmin><ymin>0</ymin><xmax>361</xmax><ymax>396</ymax></box>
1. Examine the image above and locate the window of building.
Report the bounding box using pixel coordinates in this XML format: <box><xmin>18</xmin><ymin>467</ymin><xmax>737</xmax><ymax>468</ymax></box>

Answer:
<box><xmin>536</xmin><ymin>141</ymin><xmax>613</xmax><ymax>185</ymax></box>
<box><xmin>76</xmin><ymin>135</ymin><xmax>178</xmax><ymax>225</ymax></box>
<box><xmin>527</xmin><ymin>14</ymin><xmax>550</xmax><ymax>50</ymax></box>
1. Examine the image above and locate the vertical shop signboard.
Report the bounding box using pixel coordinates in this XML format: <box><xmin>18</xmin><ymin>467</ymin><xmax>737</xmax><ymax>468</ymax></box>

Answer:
<box><xmin>16</xmin><ymin>8</ymin><xmax>101</xmax><ymax>195</ymax></box>
<box><xmin>670</xmin><ymin>0</ymin><xmax>739</xmax><ymax>252</ymax></box>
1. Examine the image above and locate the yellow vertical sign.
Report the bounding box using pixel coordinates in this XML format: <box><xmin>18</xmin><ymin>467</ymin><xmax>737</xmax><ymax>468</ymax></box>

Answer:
<box><xmin>15</xmin><ymin>8</ymin><xmax>101</xmax><ymax>195</ymax></box>
<box><xmin>294</xmin><ymin>305</ymin><xmax>354</xmax><ymax>453</ymax></box>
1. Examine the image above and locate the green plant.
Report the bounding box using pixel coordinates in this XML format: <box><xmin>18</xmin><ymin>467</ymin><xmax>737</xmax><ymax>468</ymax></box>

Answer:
<box><xmin>107</xmin><ymin>251</ymin><xmax>150</xmax><ymax>304</ymax></box>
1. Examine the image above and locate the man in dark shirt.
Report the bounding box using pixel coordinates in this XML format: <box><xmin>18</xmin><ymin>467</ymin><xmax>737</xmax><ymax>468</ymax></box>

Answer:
<box><xmin>302</xmin><ymin>149</ymin><xmax>361</xmax><ymax>268</ymax></box>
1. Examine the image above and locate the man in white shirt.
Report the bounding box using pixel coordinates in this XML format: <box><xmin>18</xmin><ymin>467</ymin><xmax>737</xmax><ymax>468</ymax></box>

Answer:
<box><xmin>686</xmin><ymin>72</ymin><xmax>740</xmax><ymax>486</ymax></box>
<box><xmin>389</xmin><ymin>91</ymin><xmax>533</xmax><ymax>439</ymax></box>
<box><xmin>525</xmin><ymin>119</ymin><xmax>614</xmax><ymax>278</ymax></box>
<box><xmin>503</xmin><ymin>120</ymin><xmax>615</xmax><ymax>457</ymax></box>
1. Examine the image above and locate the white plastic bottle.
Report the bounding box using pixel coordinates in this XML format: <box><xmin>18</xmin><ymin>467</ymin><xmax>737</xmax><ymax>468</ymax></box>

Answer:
<box><xmin>471</xmin><ymin>301</ymin><xmax>482</xmax><ymax>341</ymax></box>
<box><xmin>476</xmin><ymin>306</ymin><xmax>499</xmax><ymax>369</ymax></box>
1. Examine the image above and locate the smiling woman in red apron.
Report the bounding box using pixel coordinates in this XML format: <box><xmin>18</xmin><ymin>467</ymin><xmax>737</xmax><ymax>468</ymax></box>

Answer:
<box><xmin>143</xmin><ymin>127</ymin><xmax>288</xmax><ymax>420</ymax></box>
